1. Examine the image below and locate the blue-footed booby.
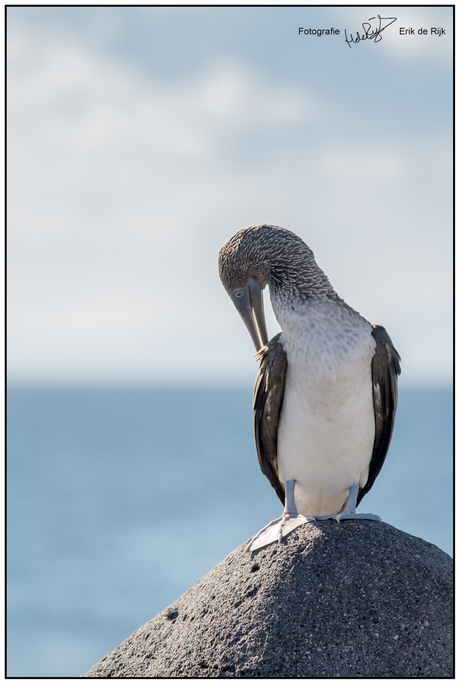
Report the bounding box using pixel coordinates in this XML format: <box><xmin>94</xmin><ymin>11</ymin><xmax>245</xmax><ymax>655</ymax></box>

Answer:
<box><xmin>218</xmin><ymin>224</ymin><xmax>401</xmax><ymax>552</ymax></box>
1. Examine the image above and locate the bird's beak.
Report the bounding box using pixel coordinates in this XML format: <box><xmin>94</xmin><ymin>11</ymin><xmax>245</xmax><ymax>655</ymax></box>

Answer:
<box><xmin>232</xmin><ymin>278</ymin><xmax>269</xmax><ymax>352</ymax></box>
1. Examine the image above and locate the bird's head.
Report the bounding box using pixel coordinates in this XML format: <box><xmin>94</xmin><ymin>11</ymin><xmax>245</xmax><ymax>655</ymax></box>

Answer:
<box><xmin>218</xmin><ymin>224</ymin><xmax>336</xmax><ymax>352</ymax></box>
<box><xmin>218</xmin><ymin>224</ymin><xmax>302</xmax><ymax>351</ymax></box>
<box><xmin>218</xmin><ymin>226</ymin><xmax>276</xmax><ymax>352</ymax></box>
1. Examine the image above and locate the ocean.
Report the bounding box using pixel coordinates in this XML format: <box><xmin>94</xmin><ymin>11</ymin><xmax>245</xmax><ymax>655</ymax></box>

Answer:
<box><xmin>7</xmin><ymin>384</ymin><xmax>453</xmax><ymax>677</ymax></box>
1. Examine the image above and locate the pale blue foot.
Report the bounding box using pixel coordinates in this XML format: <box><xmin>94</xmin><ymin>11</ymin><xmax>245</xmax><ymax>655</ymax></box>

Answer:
<box><xmin>315</xmin><ymin>484</ymin><xmax>382</xmax><ymax>523</ymax></box>
<box><xmin>246</xmin><ymin>480</ymin><xmax>314</xmax><ymax>553</ymax></box>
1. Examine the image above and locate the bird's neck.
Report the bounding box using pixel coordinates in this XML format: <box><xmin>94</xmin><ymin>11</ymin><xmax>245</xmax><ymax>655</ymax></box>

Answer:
<box><xmin>270</xmin><ymin>290</ymin><xmax>368</xmax><ymax>343</ymax></box>
<box><xmin>267</xmin><ymin>258</ymin><xmax>337</xmax><ymax>301</ymax></box>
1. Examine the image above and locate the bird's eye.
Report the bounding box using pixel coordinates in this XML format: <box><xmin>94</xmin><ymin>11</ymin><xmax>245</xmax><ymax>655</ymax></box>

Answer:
<box><xmin>233</xmin><ymin>289</ymin><xmax>244</xmax><ymax>298</ymax></box>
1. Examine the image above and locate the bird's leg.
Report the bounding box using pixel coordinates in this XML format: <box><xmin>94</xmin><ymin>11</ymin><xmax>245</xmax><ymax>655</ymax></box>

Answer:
<box><xmin>315</xmin><ymin>484</ymin><xmax>382</xmax><ymax>522</ymax></box>
<box><xmin>246</xmin><ymin>480</ymin><xmax>314</xmax><ymax>553</ymax></box>
<box><xmin>283</xmin><ymin>479</ymin><xmax>298</xmax><ymax>518</ymax></box>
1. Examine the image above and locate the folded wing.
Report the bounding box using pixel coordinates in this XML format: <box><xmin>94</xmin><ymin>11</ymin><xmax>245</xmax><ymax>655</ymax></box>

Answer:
<box><xmin>253</xmin><ymin>333</ymin><xmax>287</xmax><ymax>504</ymax></box>
<box><xmin>358</xmin><ymin>324</ymin><xmax>401</xmax><ymax>505</ymax></box>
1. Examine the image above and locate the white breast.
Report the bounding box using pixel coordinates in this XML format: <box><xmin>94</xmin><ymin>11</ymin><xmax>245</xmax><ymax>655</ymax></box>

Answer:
<box><xmin>272</xmin><ymin>297</ymin><xmax>376</xmax><ymax>516</ymax></box>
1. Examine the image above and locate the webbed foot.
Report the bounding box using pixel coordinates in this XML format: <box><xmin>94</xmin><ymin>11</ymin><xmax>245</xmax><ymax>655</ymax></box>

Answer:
<box><xmin>315</xmin><ymin>484</ymin><xmax>382</xmax><ymax>523</ymax></box>
<box><xmin>246</xmin><ymin>512</ymin><xmax>313</xmax><ymax>552</ymax></box>
<box><xmin>315</xmin><ymin>511</ymin><xmax>382</xmax><ymax>522</ymax></box>
<box><xmin>246</xmin><ymin>480</ymin><xmax>314</xmax><ymax>553</ymax></box>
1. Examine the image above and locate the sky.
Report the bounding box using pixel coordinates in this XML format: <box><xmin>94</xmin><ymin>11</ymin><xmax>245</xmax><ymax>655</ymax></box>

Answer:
<box><xmin>7</xmin><ymin>6</ymin><xmax>453</xmax><ymax>385</ymax></box>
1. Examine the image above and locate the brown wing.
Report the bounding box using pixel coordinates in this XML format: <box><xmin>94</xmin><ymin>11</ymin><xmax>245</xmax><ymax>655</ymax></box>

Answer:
<box><xmin>253</xmin><ymin>333</ymin><xmax>286</xmax><ymax>504</ymax></box>
<box><xmin>357</xmin><ymin>324</ymin><xmax>401</xmax><ymax>505</ymax></box>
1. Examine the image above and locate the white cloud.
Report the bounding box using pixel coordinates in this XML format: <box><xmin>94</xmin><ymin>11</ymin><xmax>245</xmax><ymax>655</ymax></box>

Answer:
<box><xmin>7</xmin><ymin>20</ymin><xmax>452</xmax><ymax>384</ymax></box>
<box><xmin>323</xmin><ymin>145</ymin><xmax>405</xmax><ymax>187</ymax></box>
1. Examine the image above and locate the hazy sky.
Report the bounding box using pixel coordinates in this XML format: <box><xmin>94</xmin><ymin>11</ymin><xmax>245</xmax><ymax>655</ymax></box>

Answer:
<box><xmin>7</xmin><ymin>6</ymin><xmax>453</xmax><ymax>385</ymax></box>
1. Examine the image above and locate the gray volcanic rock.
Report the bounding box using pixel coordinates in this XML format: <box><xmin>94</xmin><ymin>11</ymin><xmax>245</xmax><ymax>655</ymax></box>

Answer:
<box><xmin>83</xmin><ymin>521</ymin><xmax>453</xmax><ymax>678</ymax></box>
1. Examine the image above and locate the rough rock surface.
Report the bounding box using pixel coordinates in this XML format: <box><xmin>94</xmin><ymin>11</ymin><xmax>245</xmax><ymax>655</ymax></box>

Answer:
<box><xmin>83</xmin><ymin>521</ymin><xmax>453</xmax><ymax>678</ymax></box>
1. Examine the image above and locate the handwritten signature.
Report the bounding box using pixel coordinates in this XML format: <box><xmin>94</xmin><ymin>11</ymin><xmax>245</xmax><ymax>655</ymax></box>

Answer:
<box><xmin>344</xmin><ymin>15</ymin><xmax>397</xmax><ymax>48</ymax></box>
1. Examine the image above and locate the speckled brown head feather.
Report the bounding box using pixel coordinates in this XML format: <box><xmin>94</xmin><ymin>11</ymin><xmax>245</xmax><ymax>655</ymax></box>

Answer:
<box><xmin>218</xmin><ymin>224</ymin><xmax>335</xmax><ymax>301</ymax></box>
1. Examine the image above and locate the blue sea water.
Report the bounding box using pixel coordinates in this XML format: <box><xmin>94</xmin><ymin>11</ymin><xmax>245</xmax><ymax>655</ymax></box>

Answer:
<box><xmin>7</xmin><ymin>384</ymin><xmax>453</xmax><ymax>677</ymax></box>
